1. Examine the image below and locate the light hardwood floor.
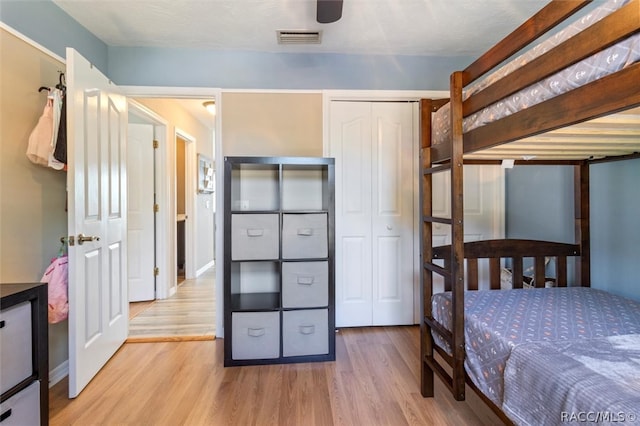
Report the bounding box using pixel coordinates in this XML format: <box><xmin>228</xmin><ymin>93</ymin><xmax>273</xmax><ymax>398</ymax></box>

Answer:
<box><xmin>50</xmin><ymin>326</ymin><xmax>502</xmax><ymax>425</ymax></box>
<box><xmin>127</xmin><ymin>268</ymin><xmax>215</xmax><ymax>342</ymax></box>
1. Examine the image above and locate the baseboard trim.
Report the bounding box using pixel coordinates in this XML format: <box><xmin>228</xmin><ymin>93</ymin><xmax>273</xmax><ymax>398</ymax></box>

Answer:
<box><xmin>196</xmin><ymin>261</ymin><xmax>215</xmax><ymax>277</ymax></box>
<box><xmin>49</xmin><ymin>360</ymin><xmax>68</xmax><ymax>388</ymax></box>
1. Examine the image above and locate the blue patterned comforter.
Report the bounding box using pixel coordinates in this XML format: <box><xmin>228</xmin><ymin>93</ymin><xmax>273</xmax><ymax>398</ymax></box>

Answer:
<box><xmin>431</xmin><ymin>287</ymin><xmax>640</xmax><ymax>405</ymax></box>
<box><xmin>503</xmin><ymin>334</ymin><xmax>640</xmax><ymax>425</ymax></box>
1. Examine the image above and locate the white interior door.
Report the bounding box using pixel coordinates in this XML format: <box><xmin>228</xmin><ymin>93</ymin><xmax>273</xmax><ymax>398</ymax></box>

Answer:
<box><xmin>127</xmin><ymin>123</ymin><xmax>155</xmax><ymax>301</ymax></box>
<box><xmin>67</xmin><ymin>48</ymin><xmax>128</xmax><ymax>398</ymax></box>
<box><xmin>330</xmin><ymin>101</ymin><xmax>416</xmax><ymax>327</ymax></box>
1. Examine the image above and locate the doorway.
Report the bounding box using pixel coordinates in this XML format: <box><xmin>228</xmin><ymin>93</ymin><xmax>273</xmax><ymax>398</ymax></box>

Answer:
<box><xmin>176</xmin><ymin>134</ymin><xmax>187</xmax><ymax>283</ymax></box>
<box><xmin>175</xmin><ymin>129</ymin><xmax>197</xmax><ymax>283</ymax></box>
<box><xmin>125</xmin><ymin>95</ymin><xmax>218</xmax><ymax>340</ymax></box>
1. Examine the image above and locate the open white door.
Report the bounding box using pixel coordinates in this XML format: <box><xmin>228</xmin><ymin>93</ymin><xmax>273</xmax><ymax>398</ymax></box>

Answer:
<box><xmin>66</xmin><ymin>48</ymin><xmax>128</xmax><ymax>398</ymax></box>
<box><xmin>127</xmin><ymin>123</ymin><xmax>156</xmax><ymax>301</ymax></box>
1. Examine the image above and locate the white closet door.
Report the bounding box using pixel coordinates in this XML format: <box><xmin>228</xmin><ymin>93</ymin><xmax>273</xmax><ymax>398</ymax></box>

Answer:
<box><xmin>370</xmin><ymin>103</ymin><xmax>415</xmax><ymax>325</ymax></box>
<box><xmin>331</xmin><ymin>102</ymin><xmax>374</xmax><ymax>327</ymax></box>
<box><xmin>330</xmin><ymin>101</ymin><xmax>416</xmax><ymax>327</ymax></box>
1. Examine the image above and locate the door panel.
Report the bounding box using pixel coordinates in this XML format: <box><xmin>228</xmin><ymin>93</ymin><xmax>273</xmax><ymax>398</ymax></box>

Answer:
<box><xmin>67</xmin><ymin>48</ymin><xmax>128</xmax><ymax>398</ymax></box>
<box><xmin>371</xmin><ymin>103</ymin><xmax>414</xmax><ymax>326</ymax></box>
<box><xmin>331</xmin><ymin>102</ymin><xmax>373</xmax><ymax>326</ymax></box>
<box><xmin>128</xmin><ymin>123</ymin><xmax>155</xmax><ymax>301</ymax></box>
<box><xmin>84</xmin><ymin>250</ymin><xmax>101</xmax><ymax>339</ymax></box>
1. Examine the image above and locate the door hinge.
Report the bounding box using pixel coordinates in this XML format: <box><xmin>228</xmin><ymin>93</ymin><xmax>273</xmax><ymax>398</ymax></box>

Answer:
<box><xmin>153</xmin><ymin>140</ymin><xmax>159</xmax><ymax>149</ymax></box>
<box><xmin>154</xmin><ymin>204</ymin><xmax>159</xmax><ymax>213</ymax></box>
<box><xmin>154</xmin><ymin>267</ymin><xmax>159</xmax><ymax>276</ymax></box>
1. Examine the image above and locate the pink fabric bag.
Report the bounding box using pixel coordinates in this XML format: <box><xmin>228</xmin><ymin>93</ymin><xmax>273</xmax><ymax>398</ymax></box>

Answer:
<box><xmin>41</xmin><ymin>255</ymin><xmax>69</xmax><ymax>323</ymax></box>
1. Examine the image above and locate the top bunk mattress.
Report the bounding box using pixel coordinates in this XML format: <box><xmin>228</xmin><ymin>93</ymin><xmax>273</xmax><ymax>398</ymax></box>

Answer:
<box><xmin>431</xmin><ymin>287</ymin><xmax>640</xmax><ymax>406</ymax></box>
<box><xmin>432</xmin><ymin>0</ymin><xmax>640</xmax><ymax>148</ymax></box>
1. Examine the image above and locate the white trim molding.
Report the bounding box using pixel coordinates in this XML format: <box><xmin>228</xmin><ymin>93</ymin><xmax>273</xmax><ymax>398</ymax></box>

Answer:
<box><xmin>49</xmin><ymin>360</ymin><xmax>69</xmax><ymax>388</ymax></box>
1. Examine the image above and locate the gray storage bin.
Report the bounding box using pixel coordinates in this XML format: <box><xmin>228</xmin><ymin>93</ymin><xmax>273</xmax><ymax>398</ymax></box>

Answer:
<box><xmin>232</xmin><ymin>312</ymin><xmax>280</xmax><ymax>360</ymax></box>
<box><xmin>282</xmin><ymin>261</ymin><xmax>328</xmax><ymax>308</ymax></box>
<box><xmin>282</xmin><ymin>213</ymin><xmax>328</xmax><ymax>259</ymax></box>
<box><xmin>231</xmin><ymin>214</ymin><xmax>279</xmax><ymax>260</ymax></box>
<box><xmin>0</xmin><ymin>301</ymin><xmax>33</xmax><ymax>394</ymax></box>
<box><xmin>282</xmin><ymin>309</ymin><xmax>329</xmax><ymax>357</ymax></box>
<box><xmin>0</xmin><ymin>381</ymin><xmax>40</xmax><ymax>426</ymax></box>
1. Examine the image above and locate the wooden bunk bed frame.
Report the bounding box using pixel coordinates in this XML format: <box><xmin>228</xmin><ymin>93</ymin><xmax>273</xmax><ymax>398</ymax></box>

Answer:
<box><xmin>419</xmin><ymin>0</ymin><xmax>640</xmax><ymax>422</ymax></box>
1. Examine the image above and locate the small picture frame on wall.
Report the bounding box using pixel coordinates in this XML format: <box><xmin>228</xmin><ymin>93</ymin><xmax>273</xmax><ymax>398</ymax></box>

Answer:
<box><xmin>198</xmin><ymin>154</ymin><xmax>214</xmax><ymax>193</ymax></box>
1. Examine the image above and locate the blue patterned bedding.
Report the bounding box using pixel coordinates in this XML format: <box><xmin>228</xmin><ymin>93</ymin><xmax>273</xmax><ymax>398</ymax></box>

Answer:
<box><xmin>432</xmin><ymin>0</ymin><xmax>640</xmax><ymax>146</ymax></box>
<box><xmin>503</xmin><ymin>334</ymin><xmax>640</xmax><ymax>425</ymax></box>
<box><xmin>431</xmin><ymin>287</ymin><xmax>640</xmax><ymax>405</ymax></box>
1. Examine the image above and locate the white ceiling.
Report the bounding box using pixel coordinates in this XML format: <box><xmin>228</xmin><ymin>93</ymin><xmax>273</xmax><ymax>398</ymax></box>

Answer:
<box><xmin>53</xmin><ymin>0</ymin><xmax>547</xmax><ymax>57</ymax></box>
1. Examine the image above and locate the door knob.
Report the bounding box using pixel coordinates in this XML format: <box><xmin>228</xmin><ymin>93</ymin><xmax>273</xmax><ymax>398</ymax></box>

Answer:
<box><xmin>77</xmin><ymin>234</ymin><xmax>100</xmax><ymax>245</ymax></box>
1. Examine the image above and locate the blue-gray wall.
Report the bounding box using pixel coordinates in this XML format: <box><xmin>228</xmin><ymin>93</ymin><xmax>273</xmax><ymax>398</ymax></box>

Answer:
<box><xmin>506</xmin><ymin>159</ymin><xmax>640</xmax><ymax>302</ymax></box>
<box><xmin>0</xmin><ymin>0</ymin><xmax>108</xmax><ymax>71</ymax></box>
<box><xmin>107</xmin><ymin>46</ymin><xmax>469</xmax><ymax>89</ymax></box>
<box><xmin>591</xmin><ymin>159</ymin><xmax>640</xmax><ymax>302</ymax></box>
<box><xmin>506</xmin><ymin>166</ymin><xmax>575</xmax><ymax>243</ymax></box>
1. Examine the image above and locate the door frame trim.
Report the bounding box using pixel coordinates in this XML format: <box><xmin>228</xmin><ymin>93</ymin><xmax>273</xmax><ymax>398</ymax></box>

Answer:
<box><xmin>121</xmin><ymin>86</ymin><xmax>222</xmax><ymax>336</ymax></box>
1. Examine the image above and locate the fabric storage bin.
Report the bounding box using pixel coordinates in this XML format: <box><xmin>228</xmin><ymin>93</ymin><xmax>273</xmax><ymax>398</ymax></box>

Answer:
<box><xmin>231</xmin><ymin>311</ymin><xmax>280</xmax><ymax>360</ymax></box>
<box><xmin>0</xmin><ymin>301</ymin><xmax>33</xmax><ymax>394</ymax></box>
<box><xmin>0</xmin><ymin>381</ymin><xmax>40</xmax><ymax>426</ymax></box>
<box><xmin>282</xmin><ymin>213</ymin><xmax>328</xmax><ymax>259</ymax></box>
<box><xmin>231</xmin><ymin>214</ymin><xmax>279</xmax><ymax>260</ymax></box>
<box><xmin>282</xmin><ymin>261</ymin><xmax>328</xmax><ymax>308</ymax></box>
<box><xmin>282</xmin><ymin>309</ymin><xmax>329</xmax><ymax>357</ymax></box>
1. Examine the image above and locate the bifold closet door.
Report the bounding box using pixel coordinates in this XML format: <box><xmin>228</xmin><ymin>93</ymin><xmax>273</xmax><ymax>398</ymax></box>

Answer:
<box><xmin>330</xmin><ymin>101</ymin><xmax>416</xmax><ymax>327</ymax></box>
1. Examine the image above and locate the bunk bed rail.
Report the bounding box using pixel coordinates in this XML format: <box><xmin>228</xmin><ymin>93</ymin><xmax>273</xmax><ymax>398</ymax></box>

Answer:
<box><xmin>430</xmin><ymin>0</ymin><xmax>640</xmax><ymax>163</ymax></box>
<box><xmin>464</xmin><ymin>0</ymin><xmax>640</xmax><ymax>116</ymax></box>
<box><xmin>432</xmin><ymin>239</ymin><xmax>580</xmax><ymax>290</ymax></box>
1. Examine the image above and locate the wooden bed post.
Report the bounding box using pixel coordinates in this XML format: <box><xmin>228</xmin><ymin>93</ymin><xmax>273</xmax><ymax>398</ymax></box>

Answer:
<box><xmin>575</xmin><ymin>162</ymin><xmax>591</xmax><ymax>287</ymax></box>
<box><xmin>450</xmin><ymin>71</ymin><xmax>466</xmax><ymax>401</ymax></box>
<box><xmin>420</xmin><ymin>98</ymin><xmax>435</xmax><ymax>397</ymax></box>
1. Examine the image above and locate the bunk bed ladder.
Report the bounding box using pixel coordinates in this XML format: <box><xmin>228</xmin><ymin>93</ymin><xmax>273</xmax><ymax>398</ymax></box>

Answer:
<box><xmin>419</xmin><ymin>73</ymin><xmax>466</xmax><ymax>401</ymax></box>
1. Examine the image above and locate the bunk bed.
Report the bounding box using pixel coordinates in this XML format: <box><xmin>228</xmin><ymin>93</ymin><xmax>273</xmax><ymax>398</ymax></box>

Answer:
<box><xmin>420</xmin><ymin>0</ymin><xmax>640</xmax><ymax>424</ymax></box>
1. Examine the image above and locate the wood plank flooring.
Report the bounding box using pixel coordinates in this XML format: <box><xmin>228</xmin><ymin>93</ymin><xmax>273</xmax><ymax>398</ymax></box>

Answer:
<box><xmin>127</xmin><ymin>268</ymin><xmax>215</xmax><ymax>342</ymax></box>
<box><xmin>49</xmin><ymin>326</ymin><xmax>503</xmax><ymax>425</ymax></box>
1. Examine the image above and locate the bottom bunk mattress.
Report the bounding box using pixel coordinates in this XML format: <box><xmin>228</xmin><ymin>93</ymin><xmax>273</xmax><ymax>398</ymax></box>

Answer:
<box><xmin>431</xmin><ymin>287</ymin><xmax>640</xmax><ymax>406</ymax></box>
<box><xmin>502</xmin><ymin>334</ymin><xmax>640</xmax><ymax>425</ymax></box>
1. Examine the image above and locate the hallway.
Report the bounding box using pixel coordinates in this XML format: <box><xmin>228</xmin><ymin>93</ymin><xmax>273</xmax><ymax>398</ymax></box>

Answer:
<box><xmin>127</xmin><ymin>267</ymin><xmax>215</xmax><ymax>342</ymax></box>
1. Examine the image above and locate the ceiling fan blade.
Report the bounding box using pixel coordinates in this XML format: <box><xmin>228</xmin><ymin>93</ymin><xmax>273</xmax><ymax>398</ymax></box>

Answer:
<box><xmin>317</xmin><ymin>0</ymin><xmax>343</xmax><ymax>24</ymax></box>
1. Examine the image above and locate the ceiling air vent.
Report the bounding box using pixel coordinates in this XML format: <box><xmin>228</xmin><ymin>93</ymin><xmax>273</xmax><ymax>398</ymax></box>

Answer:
<box><xmin>277</xmin><ymin>30</ymin><xmax>322</xmax><ymax>45</ymax></box>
